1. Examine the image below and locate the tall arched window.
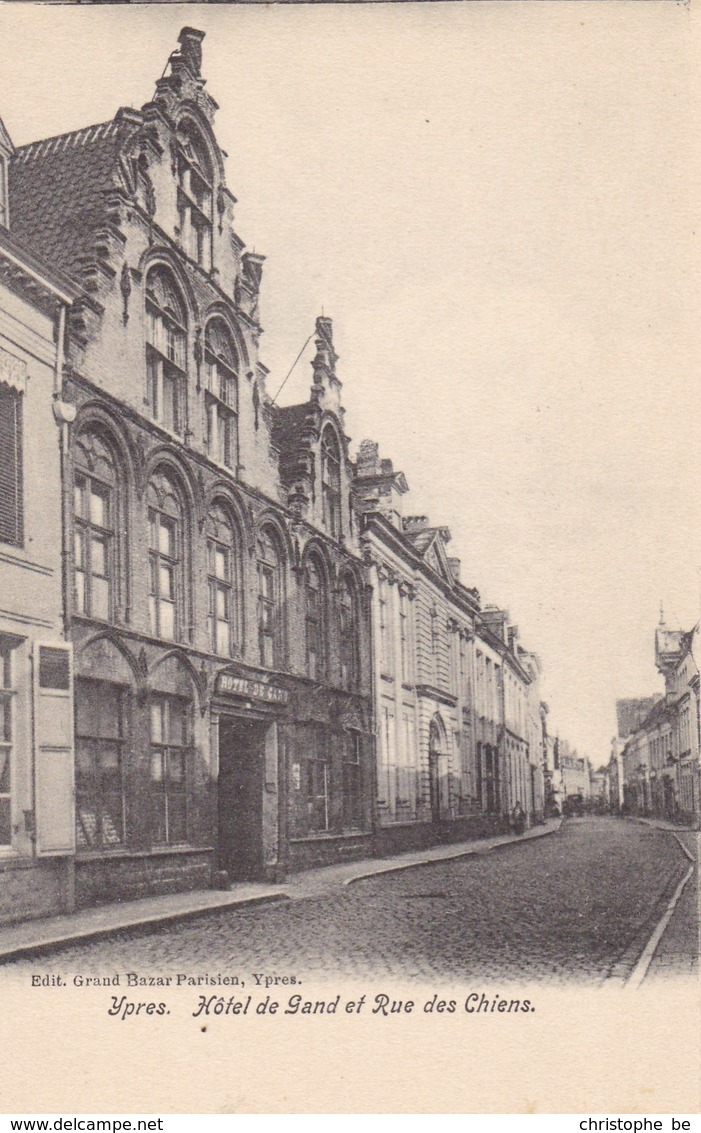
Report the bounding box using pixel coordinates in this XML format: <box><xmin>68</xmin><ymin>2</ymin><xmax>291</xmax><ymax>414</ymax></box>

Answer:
<box><xmin>321</xmin><ymin>426</ymin><xmax>341</xmax><ymax>539</ymax></box>
<box><xmin>339</xmin><ymin>574</ymin><xmax>359</xmax><ymax>690</ymax></box>
<box><xmin>205</xmin><ymin>320</ymin><xmax>239</xmax><ymax>471</ymax></box>
<box><xmin>74</xmin><ymin>430</ymin><xmax>118</xmax><ymax>622</ymax></box>
<box><xmin>147</xmin><ymin>470</ymin><xmax>183</xmax><ymax>641</ymax></box>
<box><xmin>176</xmin><ymin>122</ymin><xmax>213</xmax><ymax>270</ymax></box>
<box><xmin>304</xmin><ymin>557</ymin><xmax>326</xmax><ymax>680</ymax></box>
<box><xmin>145</xmin><ymin>266</ymin><xmax>187</xmax><ymax>435</ymax></box>
<box><xmin>257</xmin><ymin>528</ymin><xmax>282</xmax><ymax>668</ymax></box>
<box><xmin>206</xmin><ymin>503</ymin><xmax>241</xmax><ymax>657</ymax></box>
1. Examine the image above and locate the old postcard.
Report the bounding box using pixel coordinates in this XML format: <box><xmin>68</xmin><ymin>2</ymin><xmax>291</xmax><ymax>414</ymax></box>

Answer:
<box><xmin>0</xmin><ymin>0</ymin><xmax>698</xmax><ymax>1116</ymax></box>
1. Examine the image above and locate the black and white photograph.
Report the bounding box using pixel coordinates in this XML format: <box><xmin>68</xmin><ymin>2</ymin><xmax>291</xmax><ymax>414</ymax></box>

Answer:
<box><xmin>0</xmin><ymin>2</ymin><xmax>697</xmax><ymax>1116</ymax></box>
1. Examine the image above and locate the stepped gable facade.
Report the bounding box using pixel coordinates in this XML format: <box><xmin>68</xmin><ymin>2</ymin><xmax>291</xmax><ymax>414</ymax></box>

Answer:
<box><xmin>7</xmin><ymin>28</ymin><xmax>374</xmax><ymax>908</ymax></box>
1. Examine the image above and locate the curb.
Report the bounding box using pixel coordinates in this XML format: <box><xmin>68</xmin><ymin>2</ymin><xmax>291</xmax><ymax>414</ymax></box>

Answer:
<box><xmin>343</xmin><ymin>820</ymin><xmax>563</xmax><ymax>887</ymax></box>
<box><xmin>0</xmin><ymin>893</ymin><xmax>290</xmax><ymax>966</ymax></box>
<box><xmin>606</xmin><ymin>826</ymin><xmax>696</xmax><ymax>985</ymax></box>
<box><xmin>0</xmin><ymin>820</ymin><xmax>565</xmax><ymax>963</ymax></box>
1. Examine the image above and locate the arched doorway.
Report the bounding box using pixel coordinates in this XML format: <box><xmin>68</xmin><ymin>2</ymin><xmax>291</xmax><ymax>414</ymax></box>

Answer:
<box><xmin>428</xmin><ymin>715</ymin><xmax>450</xmax><ymax>824</ymax></box>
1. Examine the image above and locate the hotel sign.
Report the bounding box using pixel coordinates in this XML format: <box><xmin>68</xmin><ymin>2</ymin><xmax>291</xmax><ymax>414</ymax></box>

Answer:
<box><xmin>216</xmin><ymin>673</ymin><xmax>289</xmax><ymax>705</ymax></box>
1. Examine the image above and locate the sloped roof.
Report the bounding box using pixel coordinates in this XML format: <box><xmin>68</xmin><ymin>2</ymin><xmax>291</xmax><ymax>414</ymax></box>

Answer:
<box><xmin>404</xmin><ymin>529</ymin><xmax>434</xmax><ymax>556</ymax></box>
<box><xmin>9</xmin><ymin>121</ymin><xmax>121</xmax><ymax>277</ymax></box>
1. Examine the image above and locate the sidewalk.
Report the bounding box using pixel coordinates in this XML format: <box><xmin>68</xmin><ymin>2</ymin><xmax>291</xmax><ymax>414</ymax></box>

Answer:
<box><xmin>623</xmin><ymin>816</ymin><xmax>698</xmax><ymax>985</ymax></box>
<box><xmin>0</xmin><ymin>818</ymin><xmax>562</xmax><ymax>964</ymax></box>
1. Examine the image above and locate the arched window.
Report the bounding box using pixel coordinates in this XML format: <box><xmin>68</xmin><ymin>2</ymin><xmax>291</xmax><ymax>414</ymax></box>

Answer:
<box><xmin>206</xmin><ymin>503</ymin><xmax>241</xmax><ymax>657</ymax></box>
<box><xmin>145</xmin><ymin>266</ymin><xmax>187</xmax><ymax>435</ymax></box>
<box><xmin>338</xmin><ymin>575</ymin><xmax>359</xmax><ymax>690</ymax></box>
<box><xmin>147</xmin><ymin>470</ymin><xmax>183</xmax><ymax>641</ymax></box>
<box><xmin>321</xmin><ymin>426</ymin><xmax>341</xmax><ymax>539</ymax></box>
<box><xmin>257</xmin><ymin>528</ymin><xmax>282</xmax><ymax>668</ymax></box>
<box><xmin>176</xmin><ymin>122</ymin><xmax>213</xmax><ymax>270</ymax></box>
<box><xmin>304</xmin><ymin>556</ymin><xmax>326</xmax><ymax>680</ymax></box>
<box><xmin>74</xmin><ymin>430</ymin><xmax>118</xmax><ymax>622</ymax></box>
<box><xmin>205</xmin><ymin>320</ymin><xmax>238</xmax><ymax>471</ymax></box>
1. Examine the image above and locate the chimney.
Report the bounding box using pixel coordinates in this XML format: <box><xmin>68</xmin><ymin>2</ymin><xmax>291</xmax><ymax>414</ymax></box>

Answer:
<box><xmin>352</xmin><ymin>439</ymin><xmax>408</xmax><ymax>530</ymax></box>
<box><xmin>448</xmin><ymin>558</ymin><xmax>461</xmax><ymax>583</ymax></box>
<box><xmin>176</xmin><ymin>28</ymin><xmax>205</xmax><ymax>79</ymax></box>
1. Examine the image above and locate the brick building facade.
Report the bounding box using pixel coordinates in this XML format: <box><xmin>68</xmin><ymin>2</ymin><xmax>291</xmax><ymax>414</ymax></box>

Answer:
<box><xmin>4</xmin><ymin>29</ymin><xmax>374</xmax><ymax>910</ymax></box>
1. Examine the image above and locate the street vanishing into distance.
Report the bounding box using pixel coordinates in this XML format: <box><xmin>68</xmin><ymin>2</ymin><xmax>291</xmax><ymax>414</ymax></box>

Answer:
<box><xmin>6</xmin><ymin>818</ymin><xmax>697</xmax><ymax>987</ymax></box>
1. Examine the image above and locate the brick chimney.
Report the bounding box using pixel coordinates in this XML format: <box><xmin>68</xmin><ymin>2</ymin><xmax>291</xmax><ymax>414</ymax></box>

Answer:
<box><xmin>352</xmin><ymin>439</ymin><xmax>408</xmax><ymax>530</ymax></box>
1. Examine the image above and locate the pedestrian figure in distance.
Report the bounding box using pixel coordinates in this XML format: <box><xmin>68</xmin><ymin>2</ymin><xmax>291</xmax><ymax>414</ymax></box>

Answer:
<box><xmin>511</xmin><ymin>801</ymin><xmax>526</xmax><ymax>836</ymax></box>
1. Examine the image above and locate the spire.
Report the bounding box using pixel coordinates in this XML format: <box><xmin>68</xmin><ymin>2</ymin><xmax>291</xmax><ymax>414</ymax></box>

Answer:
<box><xmin>659</xmin><ymin>600</ymin><xmax>665</xmax><ymax>627</ymax></box>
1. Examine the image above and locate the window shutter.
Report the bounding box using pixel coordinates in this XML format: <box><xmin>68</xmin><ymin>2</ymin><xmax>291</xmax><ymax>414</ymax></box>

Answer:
<box><xmin>0</xmin><ymin>384</ymin><xmax>22</xmax><ymax>546</ymax></box>
<box><xmin>34</xmin><ymin>642</ymin><xmax>75</xmax><ymax>855</ymax></box>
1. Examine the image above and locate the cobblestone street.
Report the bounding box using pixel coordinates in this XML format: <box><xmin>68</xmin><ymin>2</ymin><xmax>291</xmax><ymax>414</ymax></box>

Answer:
<box><xmin>7</xmin><ymin>818</ymin><xmax>696</xmax><ymax>986</ymax></box>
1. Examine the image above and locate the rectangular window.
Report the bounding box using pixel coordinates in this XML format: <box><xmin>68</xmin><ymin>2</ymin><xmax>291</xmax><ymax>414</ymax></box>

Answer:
<box><xmin>207</xmin><ymin>401</ymin><xmax>237</xmax><ymax>470</ymax></box>
<box><xmin>149</xmin><ymin>512</ymin><xmax>177</xmax><ymax>641</ymax></box>
<box><xmin>0</xmin><ymin>646</ymin><xmax>13</xmax><ymax>846</ymax></box>
<box><xmin>380</xmin><ymin>705</ymin><xmax>397</xmax><ymax>819</ymax></box>
<box><xmin>146</xmin><ymin>347</ymin><xmax>182</xmax><ymax>436</ymax></box>
<box><xmin>75</xmin><ymin>679</ymin><xmax>125</xmax><ymax>849</ymax></box>
<box><xmin>258</xmin><ymin>565</ymin><xmax>276</xmax><ymax>667</ymax></box>
<box><xmin>306</xmin><ymin>728</ymin><xmax>330</xmax><ymax>833</ymax></box>
<box><xmin>399</xmin><ymin>593</ymin><xmax>412</xmax><ymax>684</ymax></box>
<box><xmin>74</xmin><ymin>475</ymin><xmax>112</xmax><ymax>621</ymax></box>
<box><xmin>0</xmin><ymin>384</ymin><xmax>22</xmax><ymax>547</ymax></box>
<box><xmin>379</xmin><ymin>580</ymin><xmax>393</xmax><ymax>675</ymax></box>
<box><xmin>150</xmin><ymin>694</ymin><xmax>189</xmax><ymax>844</ymax></box>
<box><xmin>342</xmin><ymin>733</ymin><xmax>362</xmax><ymax>830</ymax></box>
<box><xmin>208</xmin><ymin>542</ymin><xmax>232</xmax><ymax>657</ymax></box>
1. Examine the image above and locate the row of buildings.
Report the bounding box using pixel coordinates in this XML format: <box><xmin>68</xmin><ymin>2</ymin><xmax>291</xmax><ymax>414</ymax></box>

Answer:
<box><xmin>0</xmin><ymin>29</ymin><xmax>567</xmax><ymax>925</ymax></box>
<box><xmin>606</xmin><ymin>616</ymin><xmax>700</xmax><ymax>827</ymax></box>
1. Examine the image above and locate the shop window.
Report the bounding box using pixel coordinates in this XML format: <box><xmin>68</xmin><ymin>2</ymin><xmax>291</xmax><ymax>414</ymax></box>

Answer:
<box><xmin>150</xmin><ymin>693</ymin><xmax>189</xmax><ymax>844</ymax></box>
<box><xmin>257</xmin><ymin>529</ymin><xmax>282</xmax><ymax>668</ymax></box>
<box><xmin>205</xmin><ymin>320</ymin><xmax>238</xmax><ymax>471</ymax></box>
<box><xmin>342</xmin><ymin>732</ymin><xmax>362</xmax><ymax>830</ymax></box>
<box><xmin>74</xmin><ymin>431</ymin><xmax>118</xmax><ymax>622</ymax></box>
<box><xmin>206</xmin><ymin>503</ymin><xmax>241</xmax><ymax>657</ymax></box>
<box><xmin>0</xmin><ymin>644</ymin><xmax>13</xmax><ymax>846</ymax></box>
<box><xmin>75</xmin><ymin>679</ymin><xmax>125</xmax><ymax>849</ymax></box>
<box><xmin>304</xmin><ymin>557</ymin><xmax>326</xmax><ymax>680</ymax></box>
<box><xmin>320</xmin><ymin>426</ymin><xmax>341</xmax><ymax>539</ymax></box>
<box><xmin>339</xmin><ymin>575</ymin><xmax>359</xmax><ymax>690</ymax></box>
<box><xmin>306</xmin><ymin>727</ymin><xmax>330</xmax><ymax>833</ymax></box>
<box><xmin>148</xmin><ymin>471</ymin><xmax>183</xmax><ymax>642</ymax></box>
<box><xmin>176</xmin><ymin>123</ymin><xmax>213</xmax><ymax>270</ymax></box>
<box><xmin>145</xmin><ymin>266</ymin><xmax>187</xmax><ymax>435</ymax></box>
<box><xmin>0</xmin><ymin>383</ymin><xmax>22</xmax><ymax>547</ymax></box>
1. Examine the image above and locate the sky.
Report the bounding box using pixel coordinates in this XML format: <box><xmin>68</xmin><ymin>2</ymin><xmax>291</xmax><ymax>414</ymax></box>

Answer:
<box><xmin>0</xmin><ymin>3</ymin><xmax>697</xmax><ymax>766</ymax></box>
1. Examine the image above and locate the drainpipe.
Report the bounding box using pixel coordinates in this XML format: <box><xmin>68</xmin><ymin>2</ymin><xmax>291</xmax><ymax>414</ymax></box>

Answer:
<box><xmin>51</xmin><ymin>301</ymin><xmax>76</xmax><ymax>913</ymax></box>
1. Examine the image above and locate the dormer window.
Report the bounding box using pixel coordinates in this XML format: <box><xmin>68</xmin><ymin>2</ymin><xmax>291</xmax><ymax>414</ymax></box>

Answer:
<box><xmin>145</xmin><ymin>266</ymin><xmax>187</xmax><ymax>435</ymax></box>
<box><xmin>176</xmin><ymin>123</ymin><xmax>213</xmax><ymax>270</ymax></box>
<box><xmin>204</xmin><ymin>320</ymin><xmax>238</xmax><ymax>471</ymax></box>
<box><xmin>321</xmin><ymin>426</ymin><xmax>341</xmax><ymax>539</ymax></box>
